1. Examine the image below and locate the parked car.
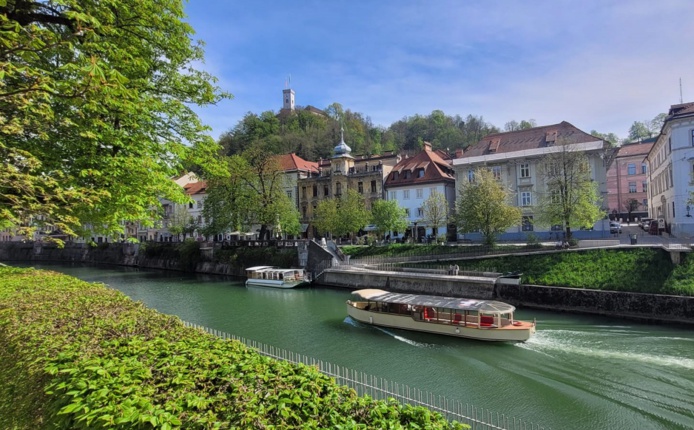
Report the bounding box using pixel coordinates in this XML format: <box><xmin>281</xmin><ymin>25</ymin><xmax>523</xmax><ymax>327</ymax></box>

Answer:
<box><xmin>641</xmin><ymin>219</ymin><xmax>653</xmax><ymax>230</ymax></box>
<box><xmin>648</xmin><ymin>220</ymin><xmax>659</xmax><ymax>235</ymax></box>
<box><xmin>610</xmin><ymin>221</ymin><xmax>622</xmax><ymax>234</ymax></box>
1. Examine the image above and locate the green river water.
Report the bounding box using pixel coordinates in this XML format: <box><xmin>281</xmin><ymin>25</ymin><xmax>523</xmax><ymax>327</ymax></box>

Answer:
<box><xmin>18</xmin><ymin>263</ymin><xmax>694</xmax><ymax>430</ymax></box>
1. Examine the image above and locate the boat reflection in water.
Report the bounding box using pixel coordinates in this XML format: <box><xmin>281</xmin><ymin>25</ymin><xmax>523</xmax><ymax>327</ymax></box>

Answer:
<box><xmin>346</xmin><ymin>289</ymin><xmax>535</xmax><ymax>342</ymax></box>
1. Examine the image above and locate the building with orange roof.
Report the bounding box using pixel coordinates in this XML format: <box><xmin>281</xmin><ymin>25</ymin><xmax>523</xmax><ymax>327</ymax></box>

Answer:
<box><xmin>384</xmin><ymin>142</ymin><xmax>456</xmax><ymax>241</ymax></box>
<box><xmin>605</xmin><ymin>139</ymin><xmax>654</xmax><ymax>222</ymax></box>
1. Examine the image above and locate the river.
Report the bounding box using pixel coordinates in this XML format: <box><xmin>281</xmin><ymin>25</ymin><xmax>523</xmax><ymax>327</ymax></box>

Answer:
<box><xmin>16</xmin><ymin>263</ymin><xmax>694</xmax><ymax>430</ymax></box>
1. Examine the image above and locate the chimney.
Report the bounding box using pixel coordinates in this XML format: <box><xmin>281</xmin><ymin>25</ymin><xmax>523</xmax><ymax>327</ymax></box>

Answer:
<box><xmin>455</xmin><ymin>148</ymin><xmax>464</xmax><ymax>158</ymax></box>
<box><xmin>423</xmin><ymin>141</ymin><xmax>432</xmax><ymax>152</ymax></box>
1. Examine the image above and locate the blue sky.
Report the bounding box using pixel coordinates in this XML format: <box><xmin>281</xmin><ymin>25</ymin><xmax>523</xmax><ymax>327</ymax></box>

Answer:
<box><xmin>184</xmin><ymin>0</ymin><xmax>694</xmax><ymax>142</ymax></box>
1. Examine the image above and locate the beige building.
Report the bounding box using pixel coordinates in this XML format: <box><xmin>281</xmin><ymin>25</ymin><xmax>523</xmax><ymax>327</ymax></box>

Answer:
<box><xmin>451</xmin><ymin>121</ymin><xmax>609</xmax><ymax>240</ymax></box>
<box><xmin>297</xmin><ymin>128</ymin><xmax>401</xmax><ymax>238</ymax></box>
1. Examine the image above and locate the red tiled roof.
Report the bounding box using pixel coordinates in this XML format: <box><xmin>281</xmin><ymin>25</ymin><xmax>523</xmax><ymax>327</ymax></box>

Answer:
<box><xmin>615</xmin><ymin>141</ymin><xmax>654</xmax><ymax>158</ymax></box>
<box><xmin>668</xmin><ymin>102</ymin><xmax>694</xmax><ymax>118</ymax></box>
<box><xmin>275</xmin><ymin>153</ymin><xmax>319</xmax><ymax>173</ymax></box>
<box><xmin>184</xmin><ymin>181</ymin><xmax>207</xmax><ymax>195</ymax></box>
<box><xmin>385</xmin><ymin>147</ymin><xmax>454</xmax><ymax>187</ymax></box>
<box><xmin>459</xmin><ymin>121</ymin><xmax>600</xmax><ymax>158</ymax></box>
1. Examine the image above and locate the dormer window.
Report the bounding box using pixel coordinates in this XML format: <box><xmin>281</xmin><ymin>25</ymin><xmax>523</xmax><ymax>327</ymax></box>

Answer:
<box><xmin>546</xmin><ymin>130</ymin><xmax>557</xmax><ymax>146</ymax></box>
<box><xmin>392</xmin><ymin>172</ymin><xmax>399</xmax><ymax>180</ymax></box>
<box><xmin>488</xmin><ymin>138</ymin><xmax>500</xmax><ymax>153</ymax></box>
<box><xmin>417</xmin><ymin>168</ymin><xmax>425</xmax><ymax>178</ymax></box>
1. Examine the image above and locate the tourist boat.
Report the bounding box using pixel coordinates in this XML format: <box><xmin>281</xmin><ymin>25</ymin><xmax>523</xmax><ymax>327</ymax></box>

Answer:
<box><xmin>346</xmin><ymin>289</ymin><xmax>535</xmax><ymax>342</ymax></box>
<box><xmin>244</xmin><ymin>266</ymin><xmax>311</xmax><ymax>289</ymax></box>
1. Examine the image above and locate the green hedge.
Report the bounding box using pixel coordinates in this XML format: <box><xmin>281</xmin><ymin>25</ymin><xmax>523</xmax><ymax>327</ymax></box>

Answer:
<box><xmin>0</xmin><ymin>267</ymin><xmax>466</xmax><ymax>429</ymax></box>
<box><xmin>445</xmin><ymin>249</ymin><xmax>694</xmax><ymax>295</ymax></box>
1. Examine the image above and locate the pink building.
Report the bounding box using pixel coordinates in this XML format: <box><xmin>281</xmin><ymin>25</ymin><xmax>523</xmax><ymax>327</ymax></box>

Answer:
<box><xmin>605</xmin><ymin>139</ymin><xmax>655</xmax><ymax>222</ymax></box>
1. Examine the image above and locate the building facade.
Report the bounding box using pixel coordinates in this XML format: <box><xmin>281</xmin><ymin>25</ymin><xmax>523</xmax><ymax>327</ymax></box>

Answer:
<box><xmin>452</xmin><ymin>121</ymin><xmax>609</xmax><ymax>239</ymax></box>
<box><xmin>646</xmin><ymin>102</ymin><xmax>694</xmax><ymax>237</ymax></box>
<box><xmin>384</xmin><ymin>142</ymin><xmax>456</xmax><ymax>241</ymax></box>
<box><xmin>605</xmin><ymin>139</ymin><xmax>654</xmax><ymax>222</ymax></box>
<box><xmin>297</xmin><ymin>129</ymin><xmax>401</xmax><ymax>238</ymax></box>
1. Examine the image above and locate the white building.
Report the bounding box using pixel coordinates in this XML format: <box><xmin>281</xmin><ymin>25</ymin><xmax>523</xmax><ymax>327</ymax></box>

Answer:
<box><xmin>452</xmin><ymin>121</ymin><xmax>609</xmax><ymax>240</ymax></box>
<box><xmin>384</xmin><ymin>142</ymin><xmax>456</xmax><ymax>241</ymax></box>
<box><xmin>646</xmin><ymin>102</ymin><xmax>694</xmax><ymax>237</ymax></box>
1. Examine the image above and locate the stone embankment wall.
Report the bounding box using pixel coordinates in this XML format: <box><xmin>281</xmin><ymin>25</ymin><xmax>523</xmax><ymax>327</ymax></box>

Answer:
<box><xmin>318</xmin><ymin>268</ymin><xmax>694</xmax><ymax>325</ymax></box>
<box><xmin>0</xmin><ymin>242</ymin><xmax>245</xmax><ymax>277</ymax></box>
<box><xmin>496</xmin><ymin>284</ymin><xmax>694</xmax><ymax>324</ymax></box>
<box><xmin>320</xmin><ymin>269</ymin><xmax>496</xmax><ymax>299</ymax></box>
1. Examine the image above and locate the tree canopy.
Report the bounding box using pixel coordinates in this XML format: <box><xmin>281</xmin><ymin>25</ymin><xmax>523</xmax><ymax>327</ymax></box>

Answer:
<box><xmin>535</xmin><ymin>142</ymin><xmax>604</xmax><ymax>239</ymax></box>
<box><xmin>370</xmin><ymin>199</ymin><xmax>408</xmax><ymax>239</ymax></box>
<box><xmin>1</xmin><ymin>0</ymin><xmax>229</xmax><ymax>240</ymax></box>
<box><xmin>421</xmin><ymin>190</ymin><xmax>449</xmax><ymax>237</ymax></box>
<box><xmin>453</xmin><ymin>169</ymin><xmax>521</xmax><ymax>245</ymax></box>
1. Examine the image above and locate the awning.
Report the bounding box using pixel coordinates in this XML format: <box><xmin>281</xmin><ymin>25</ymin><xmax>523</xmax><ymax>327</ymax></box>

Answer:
<box><xmin>350</xmin><ymin>289</ymin><xmax>516</xmax><ymax>314</ymax></box>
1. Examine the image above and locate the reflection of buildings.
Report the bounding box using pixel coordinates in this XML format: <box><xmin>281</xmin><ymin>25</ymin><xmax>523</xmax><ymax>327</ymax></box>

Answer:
<box><xmin>384</xmin><ymin>142</ymin><xmax>455</xmax><ymax>241</ymax></box>
<box><xmin>452</xmin><ymin>121</ymin><xmax>608</xmax><ymax>238</ymax></box>
<box><xmin>646</xmin><ymin>102</ymin><xmax>694</xmax><ymax>237</ymax></box>
<box><xmin>297</xmin><ymin>128</ymin><xmax>401</xmax><ymax>238</ymax></box>
<box><xmin>605</xmin><ymin>139</ymin><xmax>654</xmax><ymax>222</ymax></box>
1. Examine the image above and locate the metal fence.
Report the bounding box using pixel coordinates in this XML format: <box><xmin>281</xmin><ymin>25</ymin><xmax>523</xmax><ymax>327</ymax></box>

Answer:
<box><xmin>182</xmin><ymin>321</ymin><xmax>549</xmax><ymax>430</ymax></box>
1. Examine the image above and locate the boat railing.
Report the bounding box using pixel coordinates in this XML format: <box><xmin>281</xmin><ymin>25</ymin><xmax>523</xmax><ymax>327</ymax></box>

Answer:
<box><xmin>182</xmin><ymin>321</ymin><xmax>550</xmax><ymax>430</ymax></box>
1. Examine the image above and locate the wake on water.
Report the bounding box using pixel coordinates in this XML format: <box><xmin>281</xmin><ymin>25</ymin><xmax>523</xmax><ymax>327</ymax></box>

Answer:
<box><xmin>518</xmin><ymin>329</ymin><xmax>694</xmax><ymax>370</ymax></box>
<box><xmin>343</xmin><ymin>316</ymin><xmax>438</xmax><ymax>348</ymax></box>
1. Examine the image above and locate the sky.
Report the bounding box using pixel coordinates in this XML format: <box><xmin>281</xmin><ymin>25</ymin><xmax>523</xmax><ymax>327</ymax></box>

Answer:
<box><xmin>183</xmin><ymin>0</ymin><xmax>694</xmax><ymax>142</ymax></box>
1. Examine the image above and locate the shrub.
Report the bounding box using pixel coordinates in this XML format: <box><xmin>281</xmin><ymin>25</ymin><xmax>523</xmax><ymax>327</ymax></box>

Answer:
<box><xmin>0</xmin><ymin>267</ymin><xmax>467</xmax><ymax>429</ymax></box>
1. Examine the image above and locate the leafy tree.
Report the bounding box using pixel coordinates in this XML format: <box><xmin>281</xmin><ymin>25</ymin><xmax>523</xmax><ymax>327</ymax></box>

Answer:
<box><xmin>313</xmin><ymin>198</ymin><xmax>340</xmax><ymax>239</ymax></box>
<box><xmin>453</xmin><ymin>169</ymin><xmax>522</xmax><ymax>245</ymax></box>
<box><xmin>1</xmin><ymin>0</ymin><xmax>229</xmax><ymax>241</ymax></box>
<box><xmin>421</xmin><ymin>190</ymin><xmax>449</xmax><ymax>237</ymax></box>
<box><xmin>535</xmin><ymin>142</ymin><xmax>605</xmax><ymax>240</ymax></box>
<box><xmin>627</xmin><ymin>121</ymin><xmax>653</xmax><ymax>141</ymax></box>
<box><xmin>339</xmin><ymin>189</ymin><xmax>370</xmax><ymax>243</ymax></box>
<box><xmin>590</xmin><ymin>130</ymin><xmax>621</xmax><ymax>147</ymax></box>
<box><xmin>623</xmin><ymin>198</ymin><xmax>641</xmax><ymax>223</ymax></box>
<box><xmin>168</xmin><ymin>205</ymin><xmax>196</xmax><ymax>241</ymax></box>
<box><xmin>204</xmin><ymin>144</ymin><xmax>299</xmax><ymax>240</ymax></box>
<box><xmin>370</xmin><ymin>199</ymin><xmax>408</xmax><ymax>240</ymax></box>
<box><xmin>505</xmin><ymin>119</ymin><xmax>536</xmax><ymax>131</ymax></box>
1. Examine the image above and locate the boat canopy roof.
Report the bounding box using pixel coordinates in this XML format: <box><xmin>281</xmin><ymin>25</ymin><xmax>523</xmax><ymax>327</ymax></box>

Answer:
<box><xmin>246</xmin><ymin>266</ymin><xmax>276</xmax><ymax>271</ymax></box>
<box><xmin>351</xmin><ymin>289</ymin><xmax>516</xmax><ymax>314</ymax></box>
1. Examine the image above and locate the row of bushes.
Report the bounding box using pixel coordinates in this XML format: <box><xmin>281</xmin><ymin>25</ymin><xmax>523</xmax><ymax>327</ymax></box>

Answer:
<box><xmin>0</xmin><ymin>266</ymin><xmax>466</xmax><ymax>429</ymax></box>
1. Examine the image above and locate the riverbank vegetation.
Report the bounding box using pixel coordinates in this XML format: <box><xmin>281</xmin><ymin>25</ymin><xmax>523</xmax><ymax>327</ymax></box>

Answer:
<box><xmin>0</xmin><ymin>266</ymin><xmax>465</xmax><ymax>429</ymax></box>
<box><xmin>342</xmin><ymin>245</ymin><xmax>694</xmax><ymax>296</ymax></box>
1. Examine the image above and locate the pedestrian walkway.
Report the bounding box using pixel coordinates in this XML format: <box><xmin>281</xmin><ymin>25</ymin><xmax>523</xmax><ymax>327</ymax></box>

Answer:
<box><xmin>609</xmin><ymin>223</ymin><xmax>692</xmax><ymax>252</ymax></box>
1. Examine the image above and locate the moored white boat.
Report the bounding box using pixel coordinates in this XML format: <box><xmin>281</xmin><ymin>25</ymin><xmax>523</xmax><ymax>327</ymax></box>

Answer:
<box><xmin>346</xmin><ymin>289</ymin><xmax>535</xmax><ymax>342</ymax></box>
<box><xmin>245</xmin><ymin>266</ymin><xmax>310</xmax><ymax>289</ymax></box>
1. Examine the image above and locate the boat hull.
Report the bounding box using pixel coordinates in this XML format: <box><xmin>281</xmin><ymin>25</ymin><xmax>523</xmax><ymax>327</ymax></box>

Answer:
<box><xmin>245</xmin><ymin>279</ymin><xmax>308</xmax><ymax>289</ymax></box>
<box><xmin>346</xmin><ymin>302</ymin><xmax>534</xmax><ymax>342</ymax></box>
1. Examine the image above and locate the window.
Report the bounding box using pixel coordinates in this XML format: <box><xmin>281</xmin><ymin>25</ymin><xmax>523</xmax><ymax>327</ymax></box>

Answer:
<box><xmin>520</xmin><ymin>163</ymin><xmax>530</xmax><ymax>178</ymax></box>
<box><xmin>302</xmin><ymin>187</ymin><xmax>306</xmax><ymax>199</ymax></box>
<box><xmin>196</xmin><ymin>201</ymin><xmax>203</xmax><ymax>209</ymax></box>
<box><xmin>416</xmin><ymin>188</ymin><xmax>423</xmax><ymax>199</ymax></box>
<box><xmin>417</xmin><ymin>168</ymin><xmax>425</xmax><ymax>178</ymax></box>
<box><xmin>643</xmin><ymin>199</ymin><xmax>648</xmax><ymax>207</ymax></box>
<box><xmin>691</xmin><ymin>129</ymin><xmax>694</xmax><ymax>146</ymax></box>
<box><xmin>522</xmin><ymin>216</ymin><xmax>533</xmax><ymax>231</ymax></box>
<box><xmin>389</xmin><ymin>191</ymin><xmax>396</xmax><ymax>200</ymax></box>
<box><xmin>286</xmin><ymin>190</ymin><xmax>292</xmax><ymax>199</ymax></box>
<box><xmin>188</xmin><ymin>202</ymin><xmax>193</xmax><ymax>209</ymax></box>
<box><xmin>467</xmin><ymin>169</ymin><xmax>475</xmax><ymax>183</ymax></box>
<box><xmin>358</xmin><ymin>182</ymin><xmax>363</xmax><ymax>193</ymax></box>
<box><xmin>641</xmin><ymin>163</ymin><xmax>647</xmax><ymax>174</ymax></box>
<box><xmin>628</xmin><ymin>182</ymin><xmax>637</xmax><ymax>193</ymax></box>
<box><xmin>403</xmin><ymin>190</ymin><xmax>410</xmax><ymax>199</ymax></box>
<box><xmin>392</xmin><ymin>172</ymin><xmax>398</xmax><ymax>180</ymax></box>
<box><xmin>404</xmin><ymin>170</ymin><xmax>411</xmax><ymax>179</ymax></box>
<box><xmin>371</xmin><ymin>181</ymin><xmax>377</xmax><ymax>193</ymax></box>
<box><xmin>336</xmin><ymin>183</ymin><xmax>342</xmax><ymax>196</ymax></box>
<box><xmin>491</xmin><ymin>166</ymin><xmax>501</xmax><ymax>180</ymax></box>
<box><xmin>430</xmin><ymin>187</ymin><xmax>436</xmax><ymax>196</ymax></box>
<box><xmin>642</xmin><ymin>181</ymin><xmax>648</xmax><ymax>192</ymax></box>
<box><xmin>405</xmin><ymin>208</ymin><xmax>410</xmax><ymax>217</ymax></box>
<box><xmin>313</xmin><ymin>185</ymin><xmax>318</xmax><ymax>197</ymax></box>
<box><xmin>627</xmin><ymin>163</ymin><xmax>636</xmax><ymax>175</ymax></box>
<box><xmin>521</xmin><ymin>191</ymin><xmax>532</xmax><ymax>206</ymax></box>
<box><xmin>417</xmin><ymin>208</ymin><xmax>423</xmax><ymax>217</ymax></box>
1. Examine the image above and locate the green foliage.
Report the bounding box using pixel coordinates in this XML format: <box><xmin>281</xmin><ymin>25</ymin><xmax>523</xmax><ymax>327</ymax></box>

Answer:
<box><xmin>663</xmin><ymin>253</ymin><xmax>694</xmax><ymax>295</ymax></box>
<box><xmin>370</xmin><ymin>199</ymin><xmax>408</xmax><ymax>239</ymax></box>
<box><xmin>535</xmin><ymin>143</ymin><xmax>604</xmax><ymax>239</ymax></box>
<box><xmin>1</xmin><ymin>0</ymin><xmax>230</xmax><ymax>240</ymax></box>
<box><xmin>454</xmin><ymin>169</ymin><xmax>522</xmax><ymax>245</ymax></box>
<box><xmin>0</xmin><ymin>267</ymin><xmax>467</xmax><ymax>429</ymax></box>
<box><xmin>178</xmin><ymin>239</ymin><xmax>202</xmax><ymax>272</ymax></box>
<box><xmin>422</xmin><ymin>190</ymin><xmax>449</xmax><ymax>235</ymax></box>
